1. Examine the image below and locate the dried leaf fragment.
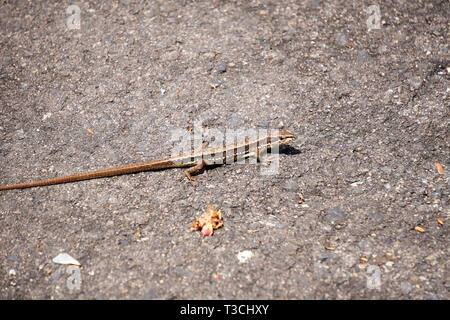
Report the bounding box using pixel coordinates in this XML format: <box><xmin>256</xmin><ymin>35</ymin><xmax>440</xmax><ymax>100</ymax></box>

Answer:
<box><xmin>414</xmin><ymin>226</ymin><xmax>426</xmax><ymax>233</ymax></box>
<box><xmin>190</xmin><ymin>205</ymin><xmax>223</xmax><ymax>237</ymax></box>
<box><xmin>435</xmin><ymin>162</ymin><xmax>444</xmax><ymax>175</ymax></box>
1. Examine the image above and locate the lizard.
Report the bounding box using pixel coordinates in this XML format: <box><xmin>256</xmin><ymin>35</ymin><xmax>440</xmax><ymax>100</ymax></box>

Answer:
<box><xmin>0</xmin><ymin>129</ymin><xmax>296</xmax><ymax>191</ymax></box>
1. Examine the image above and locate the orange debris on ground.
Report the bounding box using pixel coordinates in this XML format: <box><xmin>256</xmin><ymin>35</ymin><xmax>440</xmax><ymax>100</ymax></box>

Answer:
<box><xmin>435</xmin><ymin>162</ymin><xmax>444</xmax><ymax>175</ymax></box>
<box><xmin>190</xmin><ymin>205</ymin><xmax>224</xmax><ymax>237</ymax></box>
<box><xmin>414</xmin><ymin>226</ymin><xmax>426</xmax><ymax>233</ymax></box>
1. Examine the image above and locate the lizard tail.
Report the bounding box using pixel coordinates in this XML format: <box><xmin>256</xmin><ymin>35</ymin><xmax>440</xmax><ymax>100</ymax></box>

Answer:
<box><xmin>0</xmin><ymin>160</ymin><xmax>174</xmax><ymax>191</ymax></box>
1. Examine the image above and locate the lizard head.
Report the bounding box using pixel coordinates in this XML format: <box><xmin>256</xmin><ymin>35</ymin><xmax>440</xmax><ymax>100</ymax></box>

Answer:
<box><xmin>278</xmin><ymin>129</ymin><xmax>296</xmax><ymax>145</ymax></box>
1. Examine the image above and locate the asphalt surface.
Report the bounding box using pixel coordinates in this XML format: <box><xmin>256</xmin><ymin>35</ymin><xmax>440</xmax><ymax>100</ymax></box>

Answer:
<box><xmin>0</xmin><ymin>1</ymin><xmax>448</xmax><ymax>299</ymax></box>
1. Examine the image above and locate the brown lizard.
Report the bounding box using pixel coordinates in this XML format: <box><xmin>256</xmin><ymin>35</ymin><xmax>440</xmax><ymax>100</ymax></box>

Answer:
<box><xmin>0</xmin><ymin>129</ymin><xmax>296</xmax><ymax>190</ymax></box>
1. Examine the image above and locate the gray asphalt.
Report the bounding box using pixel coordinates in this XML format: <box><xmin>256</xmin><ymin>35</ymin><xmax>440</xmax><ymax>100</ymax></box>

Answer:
<box><xmin>0</xmin><ymin>0</ymin><xmax>448</xmax><ymax>299</ymax></box>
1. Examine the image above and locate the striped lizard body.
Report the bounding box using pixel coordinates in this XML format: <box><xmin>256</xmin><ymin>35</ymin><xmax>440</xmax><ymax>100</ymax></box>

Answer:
<box><xmin>0</xmin><ymin>129</ymin><xmax>296</xmax><ymax>190</ymax></box>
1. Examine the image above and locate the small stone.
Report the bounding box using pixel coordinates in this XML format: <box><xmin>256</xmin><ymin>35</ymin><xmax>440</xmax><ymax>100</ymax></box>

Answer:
<box><xmin>425</xmin><ymin>253</ymin><xmax>438</xmax><ymax>266</ymax></box>
<box><xmin>282</xmin><ymin>182</ymin><xmax>297</xmax><ymax>192</ymax></box>
<box><xmin>216</xmin><ymin>62</ymin><xmax>227</xmax><ymax>73</ymax></box>
<box><xmin>237</xmin><ymin>250</ymin><xmax>254</xmax><ymax>263</ymax></box>
<box><xmin>358</xmin><ymin>263</ymin><xmax>367</xmax><ymax>270</ymax></box>
<box><xmin>434</xmin><ymin>188</ymin><xmax>442</xmax><ymax>197</ymax></box>
<box><xmin>378</xmin><ymin>45</ymin><xmax>387</xmax><ymax>53</ymax></box>
<box><xmin>380</xmin><ymin>166</ymin><xmax>392</xmax><ymax>174</ymax></box>
<box><xmin>16</xmin><ymin>129</ymin><xmax>25</xmax><ymax>140</ymax></box>
<box><xmin>204</xmin><ymin>52</ymin><xmax>216</xmax><ymax>60</ymax></box>
<box><xmin>357</xmin><ymin>50</ymin><xmax>369</xmax><ymax>62</ymax></box>
<box><xmin>106</xmin><ymin>220</ymin><xmax>114</xmax><ymax>227</ymax></box>
<box><xmin>335</xmin><ymin>32</ymin><xmax>347</xmax><ymax>46</ymax></box>
<box><xmin>311</xmin><ymin>0</ymin><xmax>321</xmax><ymax>9</ymax></box>
<box><xmin>207</xmin><ymin>79</ymin><xmax>220</xmax><ymax>89</ymax></box>
<box><xmin>52</xmin><ymin>253</ymin><xmax>81</xmax><ymax>266</ymax></box>
<box><xmin>42</xmin><ymin>112</ymin><xmax>52</xmax><ymax>120</ymax></box>
<box><xmin>400</xmin><ymin>281</ymin><xmax>412</xmax><ymax>294</ymax></box>
<box><xmin>326</xmin><ymin>206</ymin><xmax>346</xmax><ymax>224</ymax></box>
<box><xmin>282</xmin><ymin>30</ymin><xmax>295</xmax><ymax>42</ymax></box>
<box><xmin>407</xmin><ymin>76</ymin><xmax>423</xmax><ymax>90</ymax></box>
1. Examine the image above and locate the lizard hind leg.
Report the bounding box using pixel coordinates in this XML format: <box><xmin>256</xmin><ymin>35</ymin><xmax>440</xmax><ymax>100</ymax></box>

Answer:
<box><xmin>184</xmin><ymin>160</ymin><xmax>207</xmax><ymax>185</ymax></box>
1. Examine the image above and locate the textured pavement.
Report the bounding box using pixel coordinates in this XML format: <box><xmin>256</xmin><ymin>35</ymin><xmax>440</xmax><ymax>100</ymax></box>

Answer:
<box><xmin>0</xmin><ymin>1</ymin><xmax>448</xmax><ymax>299</ymax></box>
